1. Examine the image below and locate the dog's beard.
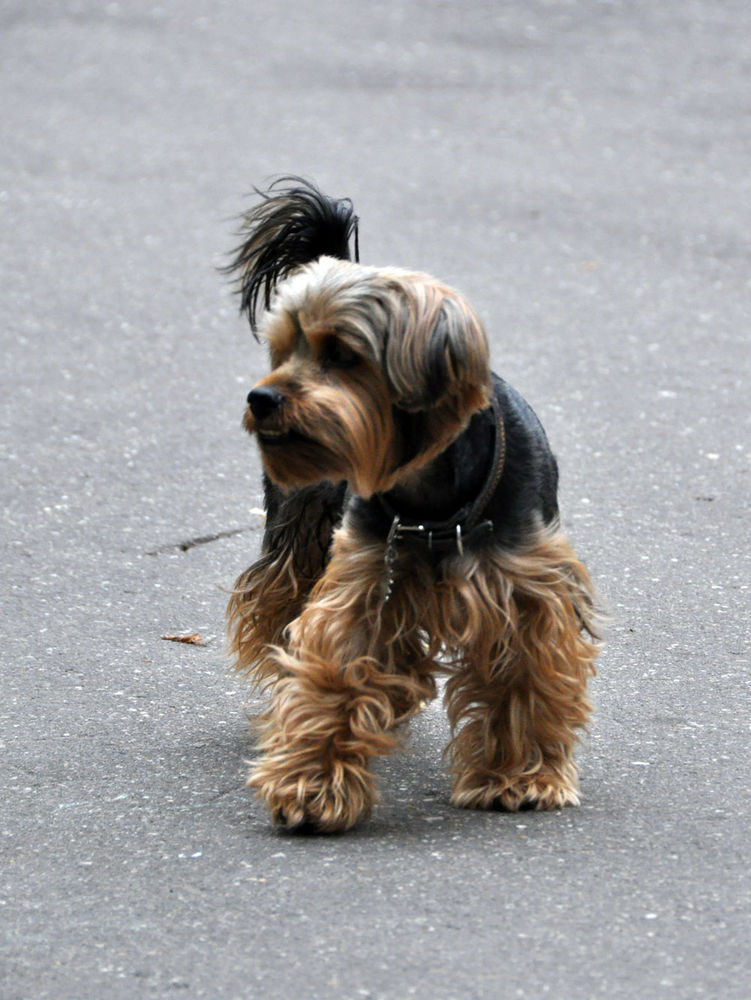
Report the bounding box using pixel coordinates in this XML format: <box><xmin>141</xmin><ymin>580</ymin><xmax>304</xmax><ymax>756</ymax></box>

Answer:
<box><xmin>246</xmin><ymin>381</ymin><xmax>401</xmax><ymax>498</ymax></box>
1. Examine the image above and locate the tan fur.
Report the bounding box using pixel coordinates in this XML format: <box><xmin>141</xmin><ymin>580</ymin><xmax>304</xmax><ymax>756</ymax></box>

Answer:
<box><xmin>230</xmin><ymin>258</ymin><xmax>600</xmax><ymax>831</ymax></box>
<box><xmin>245</xmin><ymin>522</ymin><xmax>439</xmax><ymax>830</ymax></box>
<box><xmin>439</xmin><ymin>527</ymin><xmax>600</xmax><ymax>810</ymax></box>
<box><xmin>233</xmin><ymin>518</ymin><xmax>599</xmax><ymax>830</ymax></box>
<box><xmin>244</xmin><ymin>258</ymin><xmax>491</xmax><ymax>497</ymax></box>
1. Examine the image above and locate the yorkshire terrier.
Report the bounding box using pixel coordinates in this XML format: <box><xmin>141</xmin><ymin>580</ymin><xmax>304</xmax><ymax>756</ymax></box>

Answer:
<box><xmin>226</xmin><ymin>178</ymin><xmax>600</xmax><ymax>832</ymax></box>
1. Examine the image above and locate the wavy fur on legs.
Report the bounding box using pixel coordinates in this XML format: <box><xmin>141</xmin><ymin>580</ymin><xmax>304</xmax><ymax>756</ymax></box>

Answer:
<box><xmin>440</xmin><ymin>525</ymin><xmax>600</xmax><ymax>811</ymax></box>
<box><xmin>245</xmin><ymin>520</ymin><xmax>598</xmax><ymax>829</ymax></box>
<box><xmin>227</xmin><ymin>481</ymin><xmax>345</xmax><ymax>684</ymax></box>
<box><xmin>247</xmin><ymin>521</ymin><xmax>439</xmax><ymax>831</ymax></box>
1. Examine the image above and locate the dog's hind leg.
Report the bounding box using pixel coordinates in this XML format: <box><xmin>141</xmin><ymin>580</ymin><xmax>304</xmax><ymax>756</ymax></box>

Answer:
<box><xmin>227</xmin><ymin>479</ymin><xmax>346</xmax><ymax>683</ymax></box>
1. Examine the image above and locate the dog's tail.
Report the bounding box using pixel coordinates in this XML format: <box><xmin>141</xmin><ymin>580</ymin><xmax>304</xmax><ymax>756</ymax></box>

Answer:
<box><xmin>226</xmin><ymin>176</ymin><xmax>359</xmax><ymax>334</ymax></box>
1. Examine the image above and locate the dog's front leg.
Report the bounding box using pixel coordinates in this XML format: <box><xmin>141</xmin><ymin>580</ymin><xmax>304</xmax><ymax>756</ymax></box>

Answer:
<box><xmin>247</xmin><ymin>522</ymin><xmax>431</xmax><ymax>832</ymax></box>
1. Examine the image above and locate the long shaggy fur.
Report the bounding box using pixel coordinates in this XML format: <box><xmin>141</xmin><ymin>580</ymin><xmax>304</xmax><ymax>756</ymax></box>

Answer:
<box><xmin>227</xmin><ymin>176</ymin><xmax>359</xmax><ymax>332</ymax></box>
<box><xmin>227</xmin><ymin>479</ymin><xmax>346</xmax><ymax>684</ymax></box>
<box><xmin>225</xmin><ymin>178</ymin><xmax>601</xmax><ymax>832</ymax></box>
<box><xmin>439</xmin><ymin>526</ymin><xmax>600</xmax><ymax>810</ymax></box>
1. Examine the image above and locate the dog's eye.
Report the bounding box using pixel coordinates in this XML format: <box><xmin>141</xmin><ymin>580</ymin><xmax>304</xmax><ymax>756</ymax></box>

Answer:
<box><xmin>322</xmin><ymin>339</ymin><xmax>358</xmax><ymax>370</ymax></box>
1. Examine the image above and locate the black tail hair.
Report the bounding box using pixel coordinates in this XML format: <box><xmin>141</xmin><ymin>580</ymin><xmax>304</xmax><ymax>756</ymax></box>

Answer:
<box><xmin>226</xmin><ymin>176</ymin><xmax>359</xmax><ymax>334</ymax></box>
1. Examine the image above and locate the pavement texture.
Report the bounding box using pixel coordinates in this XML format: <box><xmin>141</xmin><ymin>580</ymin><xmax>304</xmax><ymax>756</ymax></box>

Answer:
<box><xmin>2</xmin><ymin>1</ymin><xmax>750</xmax><ymax>998</ymax></box>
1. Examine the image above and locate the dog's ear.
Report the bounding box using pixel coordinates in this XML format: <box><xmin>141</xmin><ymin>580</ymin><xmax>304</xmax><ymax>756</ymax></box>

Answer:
<box><xmin>383</xmin><ymin>286</ymin><xmax>491</xmax><ymax>414</ymax></box>
<box><xmin>224</xmin><ymin>176</ymin><xmax>359</xmax><ymax>336</ymax></box>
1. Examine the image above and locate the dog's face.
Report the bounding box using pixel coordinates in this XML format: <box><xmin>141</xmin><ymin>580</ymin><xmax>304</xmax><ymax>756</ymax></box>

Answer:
<box><xmin>244</xmin><ymin>256</ymin><xmax>491</xmax><ymax>498</ymax></box>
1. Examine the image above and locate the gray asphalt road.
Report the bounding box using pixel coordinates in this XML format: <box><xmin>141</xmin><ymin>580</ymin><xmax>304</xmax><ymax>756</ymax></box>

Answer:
<box><xmin>2</xmin><ymin>2</ymin><xmax>749</xmax><ymax>998</ymax></box>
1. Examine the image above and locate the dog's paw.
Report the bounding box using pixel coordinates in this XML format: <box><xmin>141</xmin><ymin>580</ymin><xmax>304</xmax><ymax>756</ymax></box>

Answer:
<box><xmin>450</xmin><ymin>767</ymin><xmax>580</xmax><ymax>812</ymax></box>
<box><xmin>248</xmin><ymin>754</ymin><xmax>376</xmax><ymax>833</ymax></box>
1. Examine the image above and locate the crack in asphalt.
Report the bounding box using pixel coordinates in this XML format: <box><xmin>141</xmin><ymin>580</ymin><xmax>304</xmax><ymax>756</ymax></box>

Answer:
<box><xmin>145</xmin><ymin>525</ymin><xmax>257</xmax><ymax>556</ymax></box>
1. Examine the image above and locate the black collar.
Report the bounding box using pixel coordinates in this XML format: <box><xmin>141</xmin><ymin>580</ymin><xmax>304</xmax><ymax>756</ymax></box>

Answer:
<box><xmin>374</xmin><ymin>398</ymin><xmax>506</xmax><ymax>557</ymax></box>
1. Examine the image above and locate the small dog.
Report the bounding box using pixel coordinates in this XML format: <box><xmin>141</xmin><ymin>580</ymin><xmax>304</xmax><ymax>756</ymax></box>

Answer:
<box><xmin>226</xmin><ymin>178</ymin><xmax>600</xmax><ymax>831</ymax></box>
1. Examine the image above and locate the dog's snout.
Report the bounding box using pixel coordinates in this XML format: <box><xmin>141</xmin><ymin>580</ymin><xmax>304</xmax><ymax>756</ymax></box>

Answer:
<box><xmin>248</xmin><ymin>386</ymin><xmax>284</xmax><ymax>420</ymax></box>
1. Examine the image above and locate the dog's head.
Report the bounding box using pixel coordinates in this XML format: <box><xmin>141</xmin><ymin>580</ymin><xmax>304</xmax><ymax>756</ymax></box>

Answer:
<box><xmin>228</xmin><ymin>180</ymin><xmax>491</xmax><ymax>497</ymax></box>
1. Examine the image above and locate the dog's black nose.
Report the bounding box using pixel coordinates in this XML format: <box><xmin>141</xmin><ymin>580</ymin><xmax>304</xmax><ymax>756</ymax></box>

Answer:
<box><xmin>247</xmin><ymin>386</ymin><xmax>284</xmax><ymax>420</ymax></box>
